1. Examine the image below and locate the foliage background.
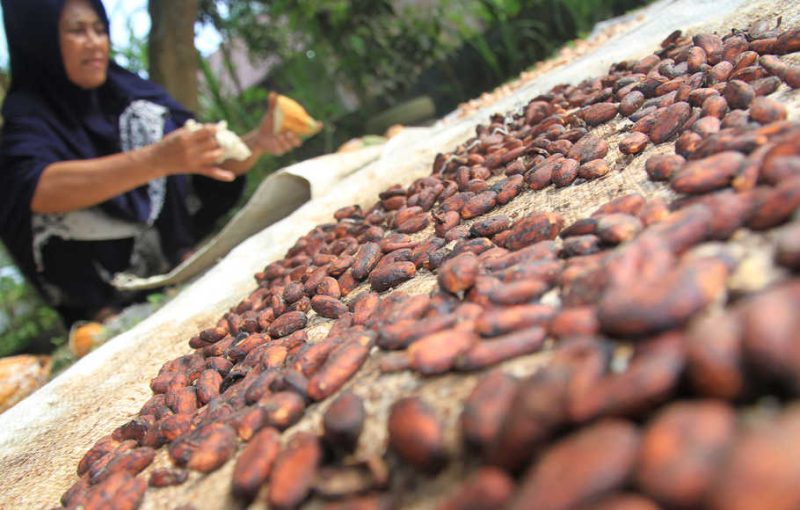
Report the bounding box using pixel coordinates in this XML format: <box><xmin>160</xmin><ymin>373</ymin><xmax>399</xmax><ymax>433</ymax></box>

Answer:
<box><xmin>0</xmin><ymin>0</ymin><xmax>649</xmax><ymax>358</ymax></box>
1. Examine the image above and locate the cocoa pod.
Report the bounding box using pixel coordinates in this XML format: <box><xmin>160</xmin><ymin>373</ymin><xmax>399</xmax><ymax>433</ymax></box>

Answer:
<box><xmin>369</xmin><ymin>261</ymin><xmax>416</xmax><ymax>292</ymax></box>
<box><xmin>636</xmin><ymin>400</ymin><xmax>736</xmax><ymax>509</ymax></box>
<box><xmin>475</xmin><ymin>304</ymin><xmax>555</xmax><ymax>337</ymax></box>
<box><xmin>148</xmin><ymin>468</ymin><xmax>188</xmax><ymax>488</ymax></box>
<box><xmin>567</xmin><ymin>135</ymin><xmax>609</xmax><ymax>163</ymax></box>
<box><xmin>504</xmin><ymin>213</ymin><xmax>564</xmax><ymax>251</ymax></box>
<box><xmin>456</xmin><ymin>326</ymin><xmax>546</xmax><ymax>371</ymax></box>
<box><xmin>269</xmin><ymin>311</ymin><xmax>307</xmax><ymax>338</ymax></box>
<box><xmin>579</xmin><ymin>102</ymin><xmax>619</xmax><ymax>125</ymax></box>
<box><xmin>322</xmin><ymin>390</ymin><xmax>364</xmax><ymax>453</ymax></box>
<box><xmin>438</xmin><ymin>253</ymin><xmax>480</xmax><ymax>294</ymax></box>
<box><xmin>510</xmin><ymin>420</ymin><xmax>641</xmax><ymax>510</ymax></box>
<box><xmin>438</xmin><ymin>467</ymin><xmax>515</xmax><ymax>510</ymax></box>
<box><xmin>619</xmin><ymin>132</ymin><xmax>649</xmax><ymax>155</ymax></box>
<box><xmin>232</xmin><ymin>427</ymin><xmax>281</xmax><ymax>501</ymax></box>
<box><xmin>268</xmin><ymin>432</ymin><xmax>322</xmax><ymax>510</ymax></box>
<box><xmin>408</xmin><ymin>328</ymin><xmax>478</xmax><ymax>375</ymax></box>
<box><xmin>388</xmin><ymin>397</ymin><xmax>448</xmax><ymax>473</ymax></box>
<box><xmin>649</xmin><ymin>102</ymin><xmax>692</xmax><ymax>144</ymax></box>
<box><xmin>308</xmin><ymin>337</ymin><xmax>371</xmax><ymax>401</ymax></box>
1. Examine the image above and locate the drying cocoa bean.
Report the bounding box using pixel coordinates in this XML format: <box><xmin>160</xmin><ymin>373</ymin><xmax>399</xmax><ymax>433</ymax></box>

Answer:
<box><xmin>456</xmin><ymin>326</ymin><xmax>546</xmax><ymax>371</ymax></box>
<box><xmin>439</xmin><ymin>467</ymin><xmax>515</xmax><ymax>510</ymax></box>
<box><xmin>580</xmin><ymin>102</ymin><xmax>619</xmax><ymax>125</ymax></box>
<box><xmin>322</xmin><ymin>390</ymin><xmax>364</xmax><ymax>453</ymax></box>
<box><xmin>619</xmin><ymin>132</ymin><xmax>649</xmax><ymax>155</ymax></box>
<box><xmin>596</xmin><ymin>213</ymin><xmax>643</xmax><ymax>244</ymax></box>
<box><xmin>504</xmin><ymin>213</ymin><xmax>564</xmax><ymax>251</ymax></box>
<box><xmin>308</xmin><ymin>337</ymin><xmax>371</xmax><ymax>401</ymax></box>
<box><xmin>388</xmin><ymin>397</ymin><xmax>448</xmax><ymax>473</ymax></box>
<box><xmin>268</xmin><ymin>432</ymin><xmax>322</xmax><ymax>510</ymax></box>
<box><xmin>438</xmin><ymin>253</ymin><xmax>480</xmax><ymax>294</ymax></box>
<box><xmin>408</xmin><ymin>328</ymin><xmax>479</xmax><ymax>375</ymax></box>
<box><xmin>148</xmin><ymin>468</ymin><xmax>188</xmax><ymax>488</ymax></box>
<box><xmin>232</xmin><ymin>427</ymin><xmax>281</xmax><ymax>501</ymax></box>
<box><xmin>369</xmin><ymin>261</ymin><xmax>416</xmax><ymax>292</ymax></box>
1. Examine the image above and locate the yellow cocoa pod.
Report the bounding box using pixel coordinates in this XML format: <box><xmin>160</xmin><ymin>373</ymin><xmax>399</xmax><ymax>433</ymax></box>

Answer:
<box><xmin>272</xmin><ymin>94</ymin><xmax>322</xmax><ymax>137</ymax></box>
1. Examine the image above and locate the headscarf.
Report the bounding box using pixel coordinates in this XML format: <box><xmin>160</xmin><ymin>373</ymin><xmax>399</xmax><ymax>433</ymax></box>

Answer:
<box><xmin>0</xmin><ymin>0</ymin><xmax>193</xmax><ymax>275</ymax></box>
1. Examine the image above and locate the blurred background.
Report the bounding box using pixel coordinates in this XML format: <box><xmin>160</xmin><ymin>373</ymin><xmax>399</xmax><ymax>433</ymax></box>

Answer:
<box><xmin>0</xmin><ymin>0</ymin><xmax>648</xmax><ymax>374</ymax></box>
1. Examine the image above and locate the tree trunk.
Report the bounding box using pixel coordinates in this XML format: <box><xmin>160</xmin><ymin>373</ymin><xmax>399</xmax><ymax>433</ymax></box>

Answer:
<box><xmin>148</xmin><ymin>0</ymin><xmax>199</xmax><ymax>113</ymax></box>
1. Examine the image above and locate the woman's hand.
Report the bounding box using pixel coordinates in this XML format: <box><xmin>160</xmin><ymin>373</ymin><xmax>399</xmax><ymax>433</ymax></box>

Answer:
<box><xmin>148</xmin><ymin>124</ymin><xmax>235</xmax><ymax>181</ymax></box>
<box><xmin>253</xmin><ymin>92</ymin><xmax>303</xmax><ymax>156</ymax></box>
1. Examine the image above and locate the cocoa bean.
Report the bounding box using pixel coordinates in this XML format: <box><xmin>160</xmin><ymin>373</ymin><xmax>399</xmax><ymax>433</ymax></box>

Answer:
<box><xmin>504</xmin><ymin>213</ymin><xmax>564</xmax><ymax>251</ymax></box>
<box><xmin>438</xmin><ymin>253</ymin><xmax>480</xmax><ymax>294</ymax></box>
<box><xmin>552</xmin><ymin>158</ymin><xmax>579</xmax><ymax>187</ymax></box>
<box><xmin>157</xmin><ymin>413</ymin><xmax>192</xmax><ymax>443</ymax></box>
<box><xmin>368</xmin><ymin>261</ymin><xmax>416</xmax><ymax>292</ymax></box>
<box><xmin>148</xmin><ymin>468</ymin><xmax>188</xmax><ymax>488</ymax></box>
<box><xmin>567</xmin><ymin>135</ymin><xmax>609</xmax><ymax>163</ymax></box>
<box><xmin>494</xmin><ymin>175</ymin><xmax>525</xmax><ymax>205</ymax></box>
<box><xmin>388</xmin><ymin>397</ymin><xmax>448</xmax><ymax>473</ymax></box>
<box><xmin>775</xmin><ymin>222</ymin><xmax>800</xmax><ymax>270</ymax></box>
<box><xmin>308</xmin><ymin>337</ymin><xmax>371</xmax><ymax>401</ymax></box>
<box><xmin>724</xmin><ymin>80</ymin><xmax>755</xmax><ymax>110</ymax></box>
<box><xmin>470</xmin><ymin>215</ymin><xmax>510</xmax><ymax>237</ymax></box>
<box><xmin>596</xmin><ymin>213</ymin><xmax>643</xmax><ymax>244</ymax></box>
<box><xmin>461</xmin><ymin>191</ymin><xmax>498</xmax><ymax>219</ymax></box>
<box><xmin>488</xmin><ymin>279</ymin><xmax>550</xmax><ymax>305</ymax></box>
<box><xmin>620</xmin><ymin>90</ymin><xmax>645</xmax><ymax>117</ymax></box>
<box><xmin>701</xmin><ymin>94</ymin><xmax>729</xmax><ymax>119</ymax></box>
<box><xmin>322</xmin><ymin>390</ymin><xmax>364</xmax><ymax>453</ymax></box>
<box><xmin>261</xmin><ymin>391</ymin><xmax>306</xmax><ymax>429</ymax></box>
<box><xmin>776</xmin><ymin>27</ymin><xmax>800</xmax><ymax>54</ymax></box>
<box><xmin>560</xmin><ymin>218</ymin><xmax>598</xmax><ymax>238</ymax></box>
<box><xmin>562</xmin><ymin>235</ymin><xmax>602</xmax><ymax>257</ymax></box>
<box><xmin>83</xmin><ymin>472</ymin><xmax>146</xmax><ymax>510</ymax></box>
<box><xmin>747</xmin><ymin>179</ymin><xmax>800</xmax><ymax>230</ymax></box>
<box><xmin>408</xmin><ymin>328</ymin><xmax>479</xmax><ymax>375</ymax></box>
<box><xmin>510</xmin><ymin>420</ymin><xmax>641</xmax><ymax>510</ymax></box>
<box><xmin>549</xmin><ymin>306</ymin><xmax>600</xmax><ymax>339</ymax></box>
<box><xmin>269</xmin><ymin>311</ymin><xmax>308</xmax><ymax>338</ymax></box>
<box><xmin>456</xmin><ymin>326</ymin><xmax>546</xmax><ymax>371</ymax></box>
<box><xmin>671</xmin><ymin>150</ymin><xmax>745</xmax><ymax>194</ymax></box>
<box><xmin>268</xmin><ymin>432</ymin><xmax>322</xmax><ymax>510</ymax></box>
<box><xmin>580</xmin><ymin>102</ymin><xmax>619</xmax><ymax>125</ymax></box>
<box><xmin>439</xmin><ymin>467</ymin><xmax>515</xmax><ymax>510</ymax></box>
<box><xmin>377</xmin><ymin>314</ymin><xmax>457</xmax><ymax>350</ymax></box>
<box><xmin>475</xmin><ymin>304</ymin><xmax>555</xmax><ymax>337</ymax></box>
<box><xmin>649</xmin><ymin>102</ymin><xmax>692</xmax><ymax>144</ymax></box>
<box><xmin>90</xmin><ymin>447</ymin><xmax>155</xmax><ymax>484</ymax></box>
<box><xmin>636</xmin><ymin>400</ymin><xmax>736</xmax><ymax>508</ymax></box>
<box><xmin>619</xmin><ymin>132</ymin><xmax>649</xmax><ymax>155</ymax></box>
<box><xmin>232</xmin><ymin>427</ymin><xmax>281</xmax><ymax>501</ymax></box>
<box><xmin>310</xmin><ymin>295</ymin><xmax>349</xmax><ymax>319</ymax></box>
<box><xmin>461</xmin><ymin>370</ymin><xmax>518</xmax><ymax>456</ymax></box>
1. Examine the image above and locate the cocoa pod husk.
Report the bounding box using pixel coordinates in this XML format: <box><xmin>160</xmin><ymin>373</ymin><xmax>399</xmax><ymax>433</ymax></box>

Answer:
<box><xmin>308</xmin><ymin>337</ymin><xmax>371</xmax><ymax>401</ymax></box>
<box><xmin>509</xmin><ymin>419</ymin><xmax>641</xmax><ymax>510</ymax></box>
<box><xmin>322</xmin><ymin>390</ymin><xmax>364</xmax><ymax>454</ymax></box>
<box><xmin>388</xmin><ymin>397</ymin><xmax>448</xmax><ymax>473</ymax></box>
<box><xmin>636</xmin><ymin>400</ymin><xmax>736</xmax><ymax>509</ymax></box>
<box><xmin>268</xmin><ymin>432</ymin><xmax>322</xmax><ymax>510</ymax></box>
<box><xmin>232</xmin><ymin>427</ymin><xmax>281</xmax><ymax>501</ymax></box>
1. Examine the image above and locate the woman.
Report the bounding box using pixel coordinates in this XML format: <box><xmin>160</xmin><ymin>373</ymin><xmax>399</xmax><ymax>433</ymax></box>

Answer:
<box><xmin>0</xmin><ymin>0</ymin><xmax>301</xmax><ymax>325</ymax></box>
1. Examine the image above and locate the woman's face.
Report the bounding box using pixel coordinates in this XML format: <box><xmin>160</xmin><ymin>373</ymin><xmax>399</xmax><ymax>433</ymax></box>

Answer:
<box><xmin>59</xmin><ymin>0</ymin><xmax>109</xmax><ymax>89</ymax></box>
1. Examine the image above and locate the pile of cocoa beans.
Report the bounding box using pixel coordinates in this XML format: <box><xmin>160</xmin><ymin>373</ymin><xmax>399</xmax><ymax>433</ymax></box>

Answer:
<box><xmin>57</xmin><ymin>19</ymin><xmax>800</xmax><ymax>510</ymax></box>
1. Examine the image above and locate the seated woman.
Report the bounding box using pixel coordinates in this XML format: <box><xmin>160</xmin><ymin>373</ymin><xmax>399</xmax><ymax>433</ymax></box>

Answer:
<box><xmin>0</xmin><ymin>0</ymin><xmax>301</xmax><ymax>325</ymax></box>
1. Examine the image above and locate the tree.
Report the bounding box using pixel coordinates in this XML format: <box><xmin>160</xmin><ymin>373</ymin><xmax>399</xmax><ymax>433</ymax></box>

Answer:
<box><xmin>148</xmin><ymin>0</ymin><xmax>200</xmax><ymax>113</ymax></box>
